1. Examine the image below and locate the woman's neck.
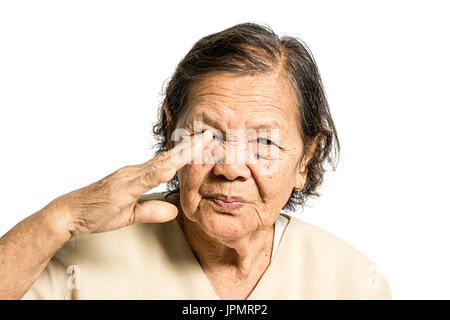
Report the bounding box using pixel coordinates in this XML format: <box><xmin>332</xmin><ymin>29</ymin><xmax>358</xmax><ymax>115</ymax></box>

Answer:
<box><xmin>170</xmin><ymin>192</ymin><xmax>274</xmax><ymax>280</ymax></box>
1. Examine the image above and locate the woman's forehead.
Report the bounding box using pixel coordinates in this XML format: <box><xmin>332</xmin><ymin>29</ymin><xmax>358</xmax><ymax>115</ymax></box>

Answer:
<box><xmin>182</xmin><ymin>72</ymin><xmax>299</xmax><ymax>125</ymax></box>
<box><xmin>189</xmin><ymin>72</ymin><xmax>296</xmax><ymax>104</ymax></box>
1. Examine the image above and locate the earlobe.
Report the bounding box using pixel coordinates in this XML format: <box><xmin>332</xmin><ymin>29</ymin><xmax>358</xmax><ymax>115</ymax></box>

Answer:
<box><xmin>296</xmin><ymin>133</ymin><xmax>324</xmax><ymax>187</ymax></box>
<box><xmin>294</xmin><ymin>172</ymin><xmax>306</xmax><ymax>190</ymax></box>
<box><xmin>294</xmin><ymin>160</ymin><xmax>307</xmax><ymax>190</ymax></box>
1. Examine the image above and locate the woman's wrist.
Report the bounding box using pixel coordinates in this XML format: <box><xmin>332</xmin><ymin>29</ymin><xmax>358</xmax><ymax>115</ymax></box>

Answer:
<box><xmin>38</xmin><ymin>200</ymin><xmax>73</xmax><ymax>248</ymax></box>
<box><xmin>0</xmin><ymin>201</ymin><xmax>73</xmax><ymax>299</ymax></box>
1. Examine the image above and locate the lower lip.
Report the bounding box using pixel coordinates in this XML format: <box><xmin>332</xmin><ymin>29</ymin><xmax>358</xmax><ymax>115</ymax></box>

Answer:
<box><xmin>210</xmin><ymin>198</ymin><xmax>245</xmax><ymax>210</ymax></box>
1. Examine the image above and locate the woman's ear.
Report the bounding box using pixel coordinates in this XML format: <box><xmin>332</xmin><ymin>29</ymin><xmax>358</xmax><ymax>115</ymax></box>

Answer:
<box><xmin>295</xmin><ymin>133</ymin><xmax>323</xmax><ymax>189</ymax></box>
<box><xmin>163</xmin><ymin>102</ymin><xmax>175</xmax><ymax>150</ymax></box>
<box><xmin>163</xmin><ymin>102</ymin><xmax>172</xmax><ymax>124</ymax></box>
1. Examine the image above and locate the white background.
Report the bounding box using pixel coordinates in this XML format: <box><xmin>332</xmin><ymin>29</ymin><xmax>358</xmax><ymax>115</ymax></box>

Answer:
<box><xmin>1</xmin><ymin>0</ymin><xmax>449</xmax><ymax>299</ymax></box>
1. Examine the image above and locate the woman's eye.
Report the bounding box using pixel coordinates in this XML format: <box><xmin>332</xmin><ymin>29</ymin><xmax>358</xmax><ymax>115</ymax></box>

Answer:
<box><xmin>193</xmin><ymin>130</ymin><xmax>222</xmax><ymax>141</ymax></box>
<box><xmin>192</xmin><ymin>130</ymin><xmax>206</xmax><ymax>136</ymax></box>
<box><xmin>257</xmin><ymin>138</ymin><xmax>278</xmax><ymax>147</ymax></box>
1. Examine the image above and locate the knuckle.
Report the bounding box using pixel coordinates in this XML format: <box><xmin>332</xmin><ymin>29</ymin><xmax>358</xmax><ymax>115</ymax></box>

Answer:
<box><xmin>98</xmin><ymin>168</ymin><xmax>135</xmax><ymax>197</ymax></box>
<box><xmin>152</xmin><ymin>158</ymin><xmax>167</xmax><ymax>169</ymax></box>
<box><xmin>92</xmin><ymin>179</ymin><xmax>115</xmax><ymax>200</ymax></box>
<box><xmin>140</xmin><ymin>170</ymin><xmax>156</xmax><ymax>187</ymax></box>
<box><xmin>139</xmin><ymin>165</ymin><xmax>173</xmax><ymax>188</ymax></box>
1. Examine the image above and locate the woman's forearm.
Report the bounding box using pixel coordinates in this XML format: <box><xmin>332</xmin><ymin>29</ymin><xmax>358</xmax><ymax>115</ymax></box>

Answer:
<box><xmin>0</xmin><ymin>131</ymin><xmax>208</xmax><ymax>300</ymax></box>
<box><xmin>0</xmin><ymin>204</ymin><xmax>71</xmax><ymax>299</ymax></box>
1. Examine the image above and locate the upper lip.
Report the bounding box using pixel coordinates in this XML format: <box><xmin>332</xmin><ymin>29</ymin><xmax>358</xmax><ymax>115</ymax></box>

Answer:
<box><xmin>206</xmin><ymin>194</ymin><xmax>247</xmax><ymax>203</ymax></box>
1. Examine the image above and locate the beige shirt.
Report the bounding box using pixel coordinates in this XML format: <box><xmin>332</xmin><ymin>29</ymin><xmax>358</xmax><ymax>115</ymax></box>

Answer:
<box><xmin>22</xmin><ymin>191</ymin><xmax>392</xmax><ymax>300</ymax></box>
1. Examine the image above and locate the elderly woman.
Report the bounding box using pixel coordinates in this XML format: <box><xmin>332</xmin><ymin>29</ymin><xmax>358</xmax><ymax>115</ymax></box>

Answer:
<box><xmin>0</xmin><ymin>23</ymin><xmax>391</xmax><ymax>300</ymax></box>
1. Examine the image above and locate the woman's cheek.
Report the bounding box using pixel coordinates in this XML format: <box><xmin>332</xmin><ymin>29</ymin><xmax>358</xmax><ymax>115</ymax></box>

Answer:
<box><xmin>179</xmin><ymin>164</ymin><xmax>212</xmax><ymax>191</ymax></box>
<box><xmin>178</xmin><ymin>165</ymin><xmax>194</xmax><ymax>186</ymax></box>
<box><xmin>250</xmin><ymin>151</ymin><xmax>295</xmax><ymax>197</ymax></box>
<box><xmin>247</xmin><ymin>145</ymin><xmax>281</xmax><ymax>177</ymax></box>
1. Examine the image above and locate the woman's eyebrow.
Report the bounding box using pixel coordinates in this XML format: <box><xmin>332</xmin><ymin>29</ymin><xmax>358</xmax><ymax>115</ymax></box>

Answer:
<box><xmin>245</xmin><ymin>119</ymin><xmax>284</xmax><ymax>130</ymax></box>
<box><xmin>197</xmin><ymin>112</ymin><xmax>223</xmax><ymax>128</ymax></box>
<box><xmin>191</xmin><ymin>112</ymin><xmax>284</xmax><ymax>131</ymax></box>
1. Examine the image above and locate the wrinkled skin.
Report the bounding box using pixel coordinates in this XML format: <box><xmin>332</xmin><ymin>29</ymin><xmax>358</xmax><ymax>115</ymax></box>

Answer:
<box><xmin>0</xmin><ymin>118</ymin><xmax>216</xmax><ymax>300</ymax></box>
<box><xmin>166</xmin><ymin>71</ymin><xmax>320</xmax><ymax>298</ymax></box>
<box><xmin>0</xmin><ymin>68</ymin><xmax>321</xmax><ymax>300</ymax></box>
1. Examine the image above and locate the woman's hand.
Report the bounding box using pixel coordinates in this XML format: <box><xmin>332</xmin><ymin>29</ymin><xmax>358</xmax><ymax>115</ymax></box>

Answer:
<box><xmin>0</xmin><ymin>130</ymin><xmax>214</xmax><ymax>299</ymax></box>
<box><xmin>49</xmin><ymin>129</ymin><xmax>214</xmax><ymax>239</ymax></box>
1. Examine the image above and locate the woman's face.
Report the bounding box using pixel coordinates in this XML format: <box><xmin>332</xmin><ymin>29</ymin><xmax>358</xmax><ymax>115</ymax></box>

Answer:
<box><xmin>173</xmin><ymin>71</ymin><xmax>307</xmax><ymax>243</ymax></box>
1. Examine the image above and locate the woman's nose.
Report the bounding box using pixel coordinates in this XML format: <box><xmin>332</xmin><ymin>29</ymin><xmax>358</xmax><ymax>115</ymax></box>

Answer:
<box><xmin>212</xmin><ymin>141</ymin><xmax>251</xmax><ymax>181</ymax></box>
<box><xmin>213</xmin><ymin>162</ymin><xmax>251</xmax><ymax>181</ymax></box>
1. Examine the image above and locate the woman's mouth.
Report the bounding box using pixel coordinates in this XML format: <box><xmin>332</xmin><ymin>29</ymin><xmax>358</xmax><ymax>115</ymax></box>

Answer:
<box><xmin>205</xmin><ymin>194</ymin><xmax>247</xmax><ymax>211</ymax></box>
<box><xmin>211</xmin><ymin>198</ymin><xmax>245</xmax><ymax>210</ymax></box>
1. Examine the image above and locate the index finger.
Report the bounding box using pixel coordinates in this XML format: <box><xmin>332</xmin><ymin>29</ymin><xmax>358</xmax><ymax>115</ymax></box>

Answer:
<box><xmin>144</xmin><ymin>129</ymin><xmax>214</xmax><ymax>172</ymax></box>
<box><xmin>127</xmin><ymin>130</ymin><xmax>214</xmax><ymax>197</ymax></box>
<box><xmin>169</xmin><ymin>129</ymin><xmax>214</xmax><ymax>170</ymax></box>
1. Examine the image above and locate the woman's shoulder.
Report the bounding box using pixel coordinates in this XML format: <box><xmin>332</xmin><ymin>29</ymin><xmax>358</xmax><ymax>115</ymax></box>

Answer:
<box><xmin>280</xmin><ymin>214</ymin><xmax>392</xmax><ymax>299</ymax></box>
<box><xmin>283</xmin><ymin>214</ymin><xmax>371</xmax><ymax>260</ymax></box>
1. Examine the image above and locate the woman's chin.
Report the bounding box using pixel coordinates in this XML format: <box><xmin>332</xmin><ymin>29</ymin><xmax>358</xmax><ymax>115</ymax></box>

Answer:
<box><xmin>198</xmin><ymin>209</ymin><xmax>253</xmax><ymax>242</ymax></box>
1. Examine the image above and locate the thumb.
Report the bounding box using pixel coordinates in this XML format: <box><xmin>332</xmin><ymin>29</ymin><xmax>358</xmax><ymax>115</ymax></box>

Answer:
<box><xmin>132</xmin><ymin>200</ymin><xmax>178</xmax><ymax>224</ymax></box>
